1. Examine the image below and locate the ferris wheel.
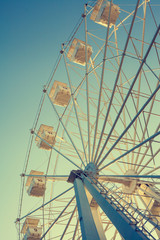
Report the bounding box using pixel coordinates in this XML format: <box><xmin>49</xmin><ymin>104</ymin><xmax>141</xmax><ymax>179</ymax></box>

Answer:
<box><xmin>16</xmin><ymin>0</ymin><xmax>160</xmax><ymax>239</ymax></box>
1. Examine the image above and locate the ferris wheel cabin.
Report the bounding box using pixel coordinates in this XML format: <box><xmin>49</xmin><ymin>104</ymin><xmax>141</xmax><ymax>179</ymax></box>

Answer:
<box><xmin>67</xmin><ymin>38</ymin><xmax>92</xmax><ymax>66</ymax></box>
<box><xmin>49</xmin><ymin>80</ymin><xmax>71</xmax><ymax>107</ymax></box>
<box><xmin>26</xmin><ymin>170</ymin><xmax>46</xmax><ymax>197</ymax></box>
<box><xmin>21</xmin><ymin>218</ymin><xmax>42</xmax><ymax>240</ymax></box>
<box><xmin>90</xmin><ymin>0</ymin><xmax>120</xmax><ymax>28</ymax></box>
<box><xmin>35</xmin><ymin>124</ymin><xmax>56</xmax><ymax>150</ymax></box>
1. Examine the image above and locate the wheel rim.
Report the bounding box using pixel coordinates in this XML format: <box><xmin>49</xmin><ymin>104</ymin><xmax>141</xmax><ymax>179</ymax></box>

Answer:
<box><xmin>17</xmin><ymin>1</ymin><xmax>160</xmax><ymax>239</ymax></box>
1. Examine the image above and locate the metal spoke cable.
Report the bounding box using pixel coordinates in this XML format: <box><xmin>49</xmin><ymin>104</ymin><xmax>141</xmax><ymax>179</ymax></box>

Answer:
<box><xmin>96</xmin><ymin>24</ymin><xmax>160</xmax><ymax>167</ymax></box>
<box><xmin>94</xmin><ymin>0</ymin><xmax>141</xmax><ymax>164</ymax></box>
<box><xmin>134</xmin><ymin>80</ymin><xmax>160</xmax><ymax>170</ymax></box>
<box><xmin>91</xmin><ymin>0</ymin><xmax>113</xmax><ymax>163</ymax></box>
<box><xmin>62</xmin><ymin>52</ymin><xmax>88</xmax><ymax>165</ymax></box>
<box><xmin>47</xmin><ymin>93</ymin><xmax>86</xmax><ymax>167</ymax></box>
<box><xmin>16</xmin><ymin>186</ymin><xmax>74</xmax><ymax>223</ymax></box>
<box><xmin>98</xmin><ymin>130</ymin><xmax>160</xmax><ymax>171</ymax></box>
<box><xmin>135</xmin><ymin>123</ymin><xmax>160</xmax><ymax>173</ymax></box>
<box><xmin>34</xmin><ymin>131</ymin><xmax>82</xmax><ymax>170</ymax></box>
<box><xmin>40</xmin><ymin>196</ymin><xmax>75</xmax><ymax>240</ymax></box>
<box><xmin>60</xmin><ymin>206</ymin><xmax>77</xmax><ymax>240</ymax></box>
<box><xmin>84</xmin><ymin>4</ymin><xmax>92</xmax><ymax>162</ymax></box>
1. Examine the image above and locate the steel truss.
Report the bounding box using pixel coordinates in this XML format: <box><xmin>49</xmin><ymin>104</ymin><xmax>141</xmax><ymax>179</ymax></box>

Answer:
<box><xmin>17</xmin><ymin>1</ymin><xmax>160</xmax><ymax>239</ymax></box>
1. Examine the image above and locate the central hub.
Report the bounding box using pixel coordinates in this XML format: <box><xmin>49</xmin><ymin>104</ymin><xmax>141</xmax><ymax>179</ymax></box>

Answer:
<box><xmin>84</xmin><ymin>163</ymin><xmax>98</xmax><ymax>177</ymax></box>
<box><xmin>67</xmin><ymin>163</ymin><xmax>98</xmax><ymax>184</ymax></box>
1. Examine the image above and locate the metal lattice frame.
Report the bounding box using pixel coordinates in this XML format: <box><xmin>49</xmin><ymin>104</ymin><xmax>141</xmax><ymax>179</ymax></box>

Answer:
<box><xmin>16</xmin><ymin>1</ymin><xmax>160</xmax><ymax>240</ymax></box>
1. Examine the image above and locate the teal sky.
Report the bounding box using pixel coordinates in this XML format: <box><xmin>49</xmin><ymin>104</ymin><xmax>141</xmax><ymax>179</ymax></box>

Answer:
<box><xmin>0</xmin><ymin>0</ymin><xmax>159</xmax><ymax>239</ymax></box>
<box><xmin>0</xmin><ymin>1</ymin><xmax>86</xmax><ymax>239</ymax></box>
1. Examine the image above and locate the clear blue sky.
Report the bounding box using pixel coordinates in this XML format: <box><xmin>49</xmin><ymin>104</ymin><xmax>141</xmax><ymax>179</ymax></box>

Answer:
<box><xmin>0</xmin><ymin>0</ymin><xmax>159</xmax><ymax>239</ymax></box>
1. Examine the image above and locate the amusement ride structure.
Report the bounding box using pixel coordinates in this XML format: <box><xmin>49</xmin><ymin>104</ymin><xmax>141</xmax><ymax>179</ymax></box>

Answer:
<box><xmin>16</xmin><ymin>0</ymin><xmax>160</xmax><ymax>239</ymax></box>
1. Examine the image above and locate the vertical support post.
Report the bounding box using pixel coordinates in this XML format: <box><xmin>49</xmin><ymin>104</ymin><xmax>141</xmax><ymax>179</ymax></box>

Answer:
<box><xmin>85</xmin><ymin>187</ymin><xmax>106</xmax><ymax>240</ymax></box>
<box><xmin>74</xmin><ymin>178</ymin><xmax>100</xmax><ymax>240</ymax></box>
<box><xmin>83</xmin><ymin>176</ymin><xmax>150</xmax><ymax>240</ymax></box>
<box><xmin>91</xmin><ymin>205</ymin><xmax>106</xmax><ymax>240</ymax></box>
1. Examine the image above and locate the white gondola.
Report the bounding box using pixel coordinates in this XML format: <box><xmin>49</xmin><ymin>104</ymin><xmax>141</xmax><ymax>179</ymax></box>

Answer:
<box><xmin>90</xmin><ymin>0</ymin><xmax>120</xmax><ymax>28</ymax></box>
<box><xmin>26</xmin><ymin>170</ymin><xmax>46</xmax><ymax>197</ymax></box>
<box><xmin>27</xmin><ymin>177</ymin><xmax>46</xmax><ymax>197</ymax></box>
<box><xmin>35</xmin><ymin>124</ymin><xmax>56</xmax><ymax>150</ymax></box>
<box><xmin>67</xmin><ymin>38</ymin><xmax>92</xmax><ymax>66</ymax></box>
<box><xmin>23</xmin><ymin>227</ymin><xmax>42</xmax><ymax>240</ymax></box>
<box><xmin>21</xmin><ymin>218</ymin><xmax>42</xmax><ymax>240</ymax></box>
<box><xmin>49</xmin><ymin>80</ymin><xmax>71</xmax><ymax>107</ymax></box>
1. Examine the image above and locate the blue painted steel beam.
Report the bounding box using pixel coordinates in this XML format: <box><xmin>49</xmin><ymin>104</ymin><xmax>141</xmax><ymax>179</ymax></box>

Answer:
<box><xmin>99</xmin><ymin>175</ymin><xmax>160</xmax><ymax>179</ymax></box>
<box><xmin>82</xmin><ymin>176</ymin><xmax>150</xmax><ymax>240</ymax></box>
<box><xmin>74</xmin><ymin>178</ymin><xmax>101</xmax><ymax>240</ymax></box>
<box><xmin>23</xmin><ymin>173</ymin><xmax>159</xmax><ymax>179</ymax></box>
